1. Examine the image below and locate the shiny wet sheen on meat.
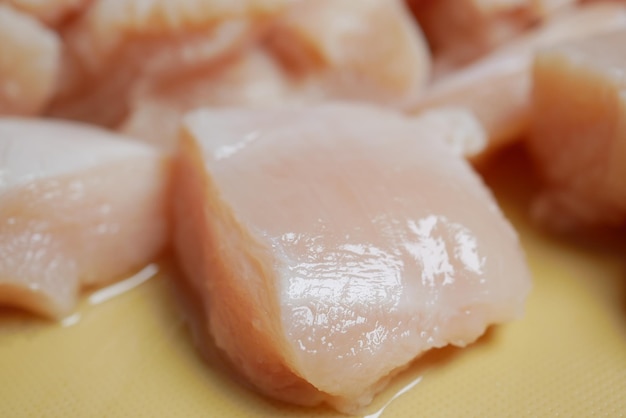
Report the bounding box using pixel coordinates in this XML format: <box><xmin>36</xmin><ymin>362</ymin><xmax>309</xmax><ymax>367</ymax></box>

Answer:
<box><xmin>174</xmin><ymin>104</ymin><xmax>531</xmax><ymax>413</ymax></box>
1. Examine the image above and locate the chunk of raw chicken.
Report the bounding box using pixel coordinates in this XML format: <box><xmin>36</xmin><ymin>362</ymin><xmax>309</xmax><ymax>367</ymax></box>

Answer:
<box><xmin>3</xmin><ymin>0</ymin><xmax>90</xmax><ymax>26</ymax></box>
<box><xmin>407</xmin><ymin>0</ymin><xmax>579</xmax><ymax>75</ymax></box>
<box><xmin>46</xmin><ymin>0</ymin><xmax>288</xmax><ymax>127</ymax></box>
<box><xmin>64</xmin><ymin>0</ymin><xmax>286</xmax><ymax>69</ymax></box>
<box><xmin>121</xmin><ymin>48</ymin><xmax>296</xmax><ymax>150</ymax></box>
<box><xmin>266</xmin><ymin>0</ymin><xmax>431</xmax><ymax>107</ymax></box>
<box><xmin>528</xmin><ymin>29</ymin><xmax>626</xmax><ymax>230</ymax></box>
<box><xmin>410</xmin><ymin>2</ymin><xmax>626</xmax><ymax>162</ymax></box>
<box><xmin>0</xmin><ymin>4</ymin><xmax>61</xmax><ymax>116</ymax></box>
<box><xmin>0</xmin><ymin>119</ymin><xmax>170</xmax><ymax>319</ymax></box>
<box><xmin>121</xmin><ymin>68</ymin><xmax>487</xmax><ymax>154</ymax></box>
<box><xmin>121</xmin><ymin>0</ymin><xmax>434</xmax><ymax>151</ymax></box>
<box><xmin>407</xmin><ymin>0</ymin><xmax>533</xmax><ymax>74</ymax></box>
<box><xmin>174</xmin><ymin>104</ymin><xmax>531</xmax><ymax>413</ymax></box>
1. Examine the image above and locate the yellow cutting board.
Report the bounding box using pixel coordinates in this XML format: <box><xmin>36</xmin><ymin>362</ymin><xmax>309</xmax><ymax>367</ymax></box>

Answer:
<box><xmin>1</xmin><ymin>146</ymin><xmax>625</xmax><ymax>417</ymax></box>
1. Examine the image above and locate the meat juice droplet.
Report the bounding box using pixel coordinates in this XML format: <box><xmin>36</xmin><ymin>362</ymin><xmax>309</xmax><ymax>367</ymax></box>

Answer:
<box><xmin>60</xmin><ymin>312</ymin><xmax>81</xmax><ymax>327</ymax></box>
<box><xmin>56</xmin><ymin>264</ymin><xmax>159</xmax><ymax>327</ymax></box>
<box><xmin>362</xmin><ymin>376</ymin><xmax>424</xmax><ymax>418</ymax></box>
<box><xmin>88</xmin><ymin>263</ymin><xmax>159</xmax><ymax>305</ymax></box>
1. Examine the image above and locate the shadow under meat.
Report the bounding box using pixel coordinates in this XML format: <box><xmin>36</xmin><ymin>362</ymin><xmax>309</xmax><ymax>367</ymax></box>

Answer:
<box><xmin>480</xmin><ymin>142</ymin><xmax>626</xmax><ymax>332</ymax></box>
<box><xmin>0</xmin><ymin>306</ymin><xmax>53</xmax><ymax>333</ymax></box>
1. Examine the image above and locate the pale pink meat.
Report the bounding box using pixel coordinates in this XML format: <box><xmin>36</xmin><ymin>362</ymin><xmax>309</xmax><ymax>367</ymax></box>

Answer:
<box><xmin>408</xmin><ymin>0</ymin><xmax>578</xmax><ymax>76</ymax></box>
<box><xmin>411</xmin><ymin>2</ymin><xmax>626</xmax><ymax>162</ymax></box>
<box><xmin>408</xmin><ymin>0</ymin><xmax>535</xmax><ymax>74</ymax></box>
<box><xmin>121</xmin><ymin>48</ymin><xmax>296</xmax><ymax>150</ymax></box>
<box><xmin>0</xmin><ymin>118</ymin><xmax>170</xmax><ymax>318</ymax></box>
<box><xmin>528</xmin><ymin>29</ymin><xmax>626</xmax><ymax>230</ymax></box>
<box><xmin>121</xmin><ymin>0</ymin><xmax>433</xmax><ymax>149</ymax></box>
<box><xmin>0</xmin><ymin>4</ymin><xmax>61</xmax><ymax>116</ymax></box>
<box><xmin>174</xmin><ymin>104</ymin><xmax>531</xmax><ymax>413</ymax></box>
<box><xmin>3</xmin><ymin>0</ymin><xmax>90</xmax><ymax>25</ymax></box>
<box><xmin>266</xmin><ymin>0</ymin><xmax>431</xmax><ymax>107</ymax></box>
<box><xmin>46</xmin><ymin>0</ymin><xmax>288</xmax><ymax>127</ymax></box>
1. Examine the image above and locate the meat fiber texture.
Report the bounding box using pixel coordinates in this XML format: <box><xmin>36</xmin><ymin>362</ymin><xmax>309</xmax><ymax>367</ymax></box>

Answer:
<box><xmin>173</xmin><ymin>103</ymin><xmax>532</xmax><ymax>413</ymax></box>
<box><xmin>0</xmin><ymin>118</ymin><xmax>170</xmax><ymax>318</ymax></box>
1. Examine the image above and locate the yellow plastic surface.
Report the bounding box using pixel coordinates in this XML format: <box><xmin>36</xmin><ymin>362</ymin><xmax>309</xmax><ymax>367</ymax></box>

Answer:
<box><xmin>1</xmin><ymin>147</ymin><xmax>625</xmax><ymax>417</ymax></box>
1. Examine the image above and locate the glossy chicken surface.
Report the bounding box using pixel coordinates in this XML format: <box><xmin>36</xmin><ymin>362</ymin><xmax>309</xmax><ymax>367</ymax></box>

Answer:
<box><xmin>174</xmin><ymin>104</ymin><xmax>531</xmax><ymax>413</ymax></box>
<box><xmin>0</xmin><ymin>119</ymin><xmax>170</xmax><ymax>318</ymax></box>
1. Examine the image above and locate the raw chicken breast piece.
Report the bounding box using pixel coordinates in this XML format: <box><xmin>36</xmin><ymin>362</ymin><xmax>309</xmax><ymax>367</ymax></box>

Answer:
<box><xmin>408</xmin><ymin>0</ymin><xmax>578</xmax><ymax>75</ymax></box>
<box><xmin>266</xmin><ymin>0</ymin><xmax>431</xmax><ymax>107</ymax></box>
<box><xmin>411</xmin><ymin>2</ymin><xmax>626</xmax><ymax>162</ymax></box>
<box><xmin>174</xmin><ymin>104</ymin><xmax>531</xmax><ymax>413</ymax></box>
<box><xmin>407</xmin><ymin>0</ymin><xmax>533</xmax><ymax>74</ymax></box>
<box><xmin>0</xmin><ymin>119</ymin><xmax>170</xmax><ymax>319</ymax></box>
<box><xmin>121</xmin><ymin>55</ymin><xmax>486</xmax><ymax>154</ymax></box>
<box><xmin>64</xmin><ymin>0</ymin><xmax>286</xmax><ymax>69</ymax></box>
<box><xmin>3</xmin><ymin>0</ymin><xmax>90</xmax><ymax>25</ymax></box>
<box><xmin>530</xmin><ymin>0</ymin><xmax>579</xmax><ymax>17</ymax></box>
<box><xmin>120</xmin><ymin>0</ymin><xmax>432</xmax><ymax>148</ymax></box>
<box><xmin>47</xmin><ymin>0</ymin><xmax>287</xmax><ymax>127</ymax></box>
<box><xmin>121</xmin><ymin>48</ymin><xmax>296</xmax><ymax>150</ymax></box>
<box><xmin>122</xmin><ymin>11</ymin><xmax>438</xmax><ymax>153</ymax></box>
<box><xmin>0</xmin><ymin>4</ymin><xmax>61</xmax><ymax>116</ymax></box>
<box><xmin>528</xmin><ymin>29</ymin><xmax>626</xmax><ymax>230</ymax></box>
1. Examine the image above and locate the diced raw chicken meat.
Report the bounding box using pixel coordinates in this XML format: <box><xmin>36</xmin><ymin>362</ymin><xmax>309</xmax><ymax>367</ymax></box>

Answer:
<box><xmin>266</xmin><ymin>0</ymin><xmax>431</xmax><ymax>106</ymax></box>
<box><xmin>407</xmin><ymin>0</ymin><xmax>534</xmax><ymax>73</ymax></box>
<box><xmin>0</xmin><ymin>4</ymin><xmax>61</xmax><ymax>116</ymax></box>
<box><xmin>528</xmin><ymin>29</ymin><xmax>626</xmax><ymax>230</ymax></box>
<box><xmin>122</xmin><ymin>0</ymin><xmax>437</xmax><ymax>151</ymax></box>
<box><xmin>46</xmin><ymin>0</ymin><xmax>288</xmax><ymax>127</ymax></box>
<box><xmin>121</xmin><ymin>59</ymin><xmax>486</xmax><ymax>153</ymax></box>
<box><xmin>3</xmin><ymin>0</ymin><xmax>90</xmax><ymax>25</ymax></box>
<box><xmin>174</xmin><ymin>104</ymin><xmax>531</xmax><ymax>413</ymax></box>
<box><xmin>410</xmin><ymin>2</ymin><xmax>626</xmax><ymax>162</ymax></box>
<box><xmin>121</xmin><ymin>48</ymin><xmax>296</xmax><ymax>150</ymax></box>
<box><xmin>0</xmin><ymin>119</ymin><xmax>170</xmax><ymax>318</ymax></box>
<box><xmin>63</xmin><ymin>0</ymin><xmax>286</xmax><ymax>70</ymax></box>
<box><xmin>407</xmin><ymin>0</ymin><xmax>577</xmax><ymax>74</ymax></box>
